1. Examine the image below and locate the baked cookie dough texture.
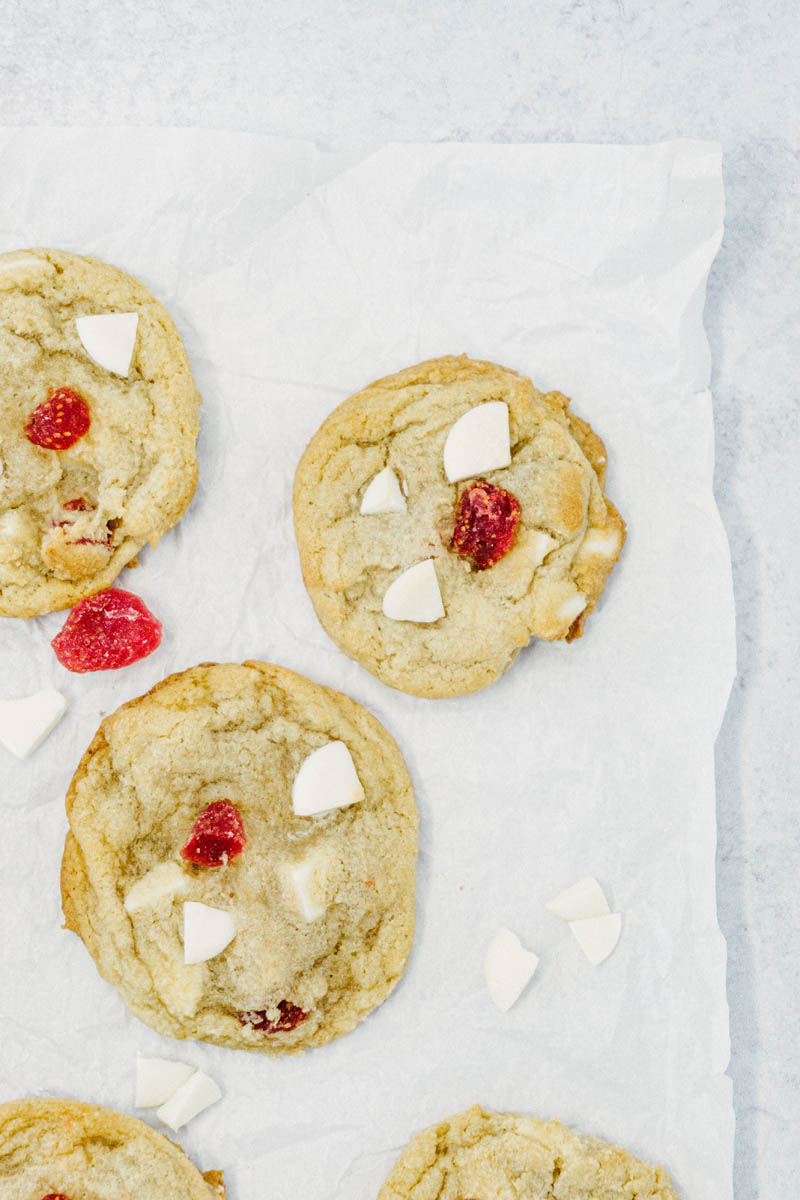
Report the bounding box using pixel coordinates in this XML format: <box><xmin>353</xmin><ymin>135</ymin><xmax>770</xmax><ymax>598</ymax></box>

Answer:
<box><xmin>0</xmin><ymin>1097</ymin><xmax>223</xmax><ymax>1199</ymax></box>
<box><xmin>379</xmin><ymin>1106</ymin><xmax>678</xmax><ymax>1200</ymax></box>
<box><xmin>294</xmin><ymin>355</ymin><xmax>625</xmax><ymax>698</ymax></box>
<box><xmin>0</xmin><ymin>248</ymin><xmax>201</xmax><ymax>618</ymax></box>
<box><xmin>61</xmin><ymin>661</ymin><xmax>418</xmax><ymax>1054</ymax></box>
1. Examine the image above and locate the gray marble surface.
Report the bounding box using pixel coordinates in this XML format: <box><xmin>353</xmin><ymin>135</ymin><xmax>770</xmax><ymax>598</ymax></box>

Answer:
<box><xmin>0</xmin><ymin>1</ymin><xmax>797</xmax><ymax>1195</ymax></box>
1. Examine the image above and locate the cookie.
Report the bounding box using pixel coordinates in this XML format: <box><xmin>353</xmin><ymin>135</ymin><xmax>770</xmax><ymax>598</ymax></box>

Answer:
<box><xmin>293</xmin><ymin>355</ymin><xmax>625</xmax><ymax>698</ymax></box>
<box><xmin>61</xmin><ymin>661</ymin><xmax>418</xmax><ymax>1053</ymax></box>
<box><xmin>0</xmin><ymin>1097</ymin><xmax>223</xmax><ymax>1198</ymax></box>
<box><xmin>378</xmin><ymin>1106</ymin><xmax>678</xmax><ymax>1200</ymax></box>
<box><xmin>0</xmin><ymin>248</ymin><xmax>201</xmax><ymax>617</ymax></box>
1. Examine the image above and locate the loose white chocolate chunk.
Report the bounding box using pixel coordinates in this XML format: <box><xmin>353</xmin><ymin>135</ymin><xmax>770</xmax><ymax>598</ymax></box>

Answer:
<box><xmin>484</xmin><ymin>926</ymin><xmax>540</xmax><ymax>1012</ymax></box>
<box><xmin>135</xmin><ymin>1055</ymin><xmax>194</xmax><ymax>1108</ymax></box>
<box><xmin>569</xmin><ymin>912</ymin><xmax>622</xmax><ymax>965</ymax></box>
<box><xmin>580</xmin><ymin>526</ymin><xmax>623</xmax><ymax>557</ymax></box>
<box><xmin>443</xmin><ymin>401</ymin><xmax>511</xmax><ymax>482</ymax></box>
<box><xmin>182</xmin><ymin>901</ymin><xmax>236</xmax><ymax>964</ymax></box>
<box><xmin>0</xmin><ymin>688</ymin><xmax>66</xmax><ymax>758</ymax></box>
<box><xmin>156</xmin><ymin>1069</ymin><xmax>221</xmax><ymax>1131</ymax></box>
<box><xmin>124</xmin><ymin>862</ymin><xmax>187</xmax><ymax>913</ymax></box>
<box><xmin>282</xmin><ymin>849</ymin><xmax>333</xmax><ymax>921</ymax></box>
<box><xmin>292</xmin><ymin>741</ymin><xmax>365</xmax><ymax>817</ymax></box>
<box><xmin>360</xmin><ymin>467</ymin><xmax>407</xmax><ymax>514</ymax></box>
<box><xmin>382</xmin><ymin>559</ymin><xmax>445</xmax><ymax>623</ymax></box>
<box><xmin>76</xmin><ymin>312</ymin><xmax>138</xmax><ymax>376</ymax></box>
<box><xmin>546</xmin><ymin>876</ymin><xmax>610</xmax><ymax>923</ymax></box>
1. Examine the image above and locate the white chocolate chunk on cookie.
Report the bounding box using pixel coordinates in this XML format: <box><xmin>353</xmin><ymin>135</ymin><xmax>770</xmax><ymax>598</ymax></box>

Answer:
<box><xmin>292</xmin><ymin>740</ymin><xmax>365</xmax><ymax>817</ymax></box>
<box><xmin>125</xmin><ymin>862</ymin><xmax>187</xmax><ymax>913</ymax></box>
<box><xmin>0</xmin><ymin>249</ymin><xmax>55</xmax><ymax>286</ymax></box>
<box><xmin>556</xmin><ymin>592</ymin><xmax>588</xmax><ymax>626</ymax></box>
<box><xmin>484</xmin><ymin>926</ymin><xmax>539</xmax><ymax>1011</ymax></box>
<box><xmin>546</xmin><ymin>875</ymin><xmax>610</xmax><ymax>922</ymax></box>
<box><xmin>0</xmin><ymin>688</ymin><xmax>66</xmax><ymax>758</ymax></box>
<box><xmin>281</xmin><ymin>848</ymin><xmax>335</xmax><ymax>921</ymax></box>
<box><xmin>382</xmin><ymin>559</ymin><xmax>444</xmax><ymax>623</ymax></box>
<box><xmin>135</xmin><ymin>1055</ymin><xmax>194</xmax><ymax>1108</ymax></box>
<box><xmin>156</xmin><ymin>1070</ymin><xmax>221</xmax><ymax>1131</ymax></box>
<box><xmin>443</xmin><ymin>400</ymin><xmax>511</xmax><ymax>482</ymax></box>
<box><xmin>579</xmin><ymin>525</ymin><xmax>624</xmax><ymax>558</ymax></box>
<box><xmin>569</xmin><ymin>912</ymin><xmax>622</xmax><ymax>965</ymax></box>
<box><xmin>76</xmin><ymin>312</ymin><xmax>139</xmax><ymax>376</ymax></box>
<box><xmin>360</xmin><ymin>466</ymin><xmax>407</xmax><ymax>514</ymax></box>
<box><xmin>183</xmin><ymin>901</ymin><xmax>236</xmax><ymax>964</ymax></box>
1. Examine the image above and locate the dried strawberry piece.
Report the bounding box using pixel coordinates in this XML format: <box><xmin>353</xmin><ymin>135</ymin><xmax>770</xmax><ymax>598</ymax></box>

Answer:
<box><xmin>41</xmin><ymin>1195</ymin><xmax>72</xmax><ymax>1199</ymax></box>
<box><xmin>452</xmin><ymin>480</ymin><xmax>521</xmax><ymax>569</ymax></box>
<box><xmin>63</xmin><ymin>497</ymin><xmax>91</xmax><ymax>511</ymax></box>
<box><xmin>25</xmin><ymin>388</ymin><xmax>90</xmax><ymax>450</ymax></box>
<box><xmin>51</xmin><ymin>588</ymin><xmax>162</xmax><ymax>672</ymax></box>
<box><xmin>181</xmin><ymin>800</ymin><xmax>247</xmax><ymax>867</ymax></box>
<box><xmin>237</xmin><ymin>1002</ymin><xmax>308</xmax><ymax>1034</ymax></box>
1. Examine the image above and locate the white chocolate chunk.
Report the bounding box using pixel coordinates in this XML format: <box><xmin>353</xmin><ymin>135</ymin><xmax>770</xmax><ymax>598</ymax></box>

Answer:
<box><xmin>281</xmin><ymin>848</ymin><xmax>333</xmax><ymax>921</ymax></box>
<box><xmin>557</xmin><ymin>592</ymin><xmax>588</xmax><ymax>625</ymax></box>
<box><xmin>580</xmin><ymin>527</ymin><xmax>623</xmax><ymax>558</ymax></box>
<box><xmin>484</xmin><ymin>926</ymin><xmax>540</xmax><ymax>1012</ymax></box>
<box><xmin>292</xmin><ymin>741</ymin><xmax>365</xmax><ymax>817</ymax></box>
<box><xmin>382</xmin><ymin>559</ymin><xmax>444</xmax><ymax>623</ymax></box>
<box><xmin>76</xmin><ymin>312</ymin><xmax>138</xmax><ymax>376</ymax></box>
<box><xmin>0</xmin><ymin>250</ymin><xmax>55</xmax><ymax>286</ymax></box>
<box><xmin>443</xmin><ymin>401</ymin><xmax>511</xmax><ymax>482</ymax></box>
<box><xmin>569</xmin><ymin>912</ymin><xmax>622</xmax><ymax>965</ymax></box>
<box><xmin>546</xmin><ymin>876</ymin><xmax>610</xmax><ymax>923</ymax></box>
<box><xmin>0</xmin><ymin>689</ymin><xmax>66</xmax><ymax>759</ymax></box>
<box><xmin>135</xmin><ymin>1055</ymin><xmax>194</xmax><ymax>1108</ymax></box>
<box><xmin>156</xmin><ymin>1070</ymin><xmax>221</xmax><ymax>1131</ymax></box>
<box><xmin>124</xmin><ymin>862</ymin><xmax>187</xmax><ymax>913</ymax></box>
<box><xmin>182</xmin><ymin>901</ymin><xmax>236</xmax><ymax>964</ymax></box>
<box><xmin>360</xmin><ymin>467</ymin><xmax>407</xmax><ymax>514</ymax></box>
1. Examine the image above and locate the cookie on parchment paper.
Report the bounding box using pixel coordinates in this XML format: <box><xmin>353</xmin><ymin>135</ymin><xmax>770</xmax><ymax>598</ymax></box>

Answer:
<box><xmin>61</xmin><ymin>660</ymin><xmax>418</xmax><ymax>1054</ymax></box>
<box><xmin>378</xmin><ymin>1105</ymin><xmax>678</xmax><ymax>1200</ymax></box>
<box><xmin>0</xmin><ymin>1097</ymin><xmax>224</xmax><ymax>1199</ymax></box>
<box><xmin>0</xmin><ymin>248</ymin><xmax>201</xmax><ymax>617</ymax></box>
<box><xmin>293</xmin><ymin>355</ymin><xmax>625</xmax><ymax>698</ymax></box>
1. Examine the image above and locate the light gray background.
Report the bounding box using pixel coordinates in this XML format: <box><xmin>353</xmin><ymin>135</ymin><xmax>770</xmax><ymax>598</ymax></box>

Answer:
<box><xmin>0</xmin><ymin>2</ymin><xmax>797</xmax><ymax>1197</ymax></box>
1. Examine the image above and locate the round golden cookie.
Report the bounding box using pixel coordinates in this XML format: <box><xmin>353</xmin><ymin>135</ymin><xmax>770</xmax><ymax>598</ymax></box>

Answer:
<box><xmin>0</xmin><ymin>248</ymin><xmax>201</xmax><ymax>617</ymax></box>
<box><xmin>0</xmin><ymin>1097</ymin><xmax>223</xmax><ymax>1199</ymax></box>
<box><xmin>379</xmin><ymin>1106</ymin><xmax>678</xmax><ymax>1200</ymax></box>
<box><xmin>294</xmin><ymin>355</ymin><xmax>625</xmax><ymax>698</ymax></box>
<box><xmin>61</xmin><ymin>661</ymin><xmax>418</xmax><ymax>1054</ymax></box>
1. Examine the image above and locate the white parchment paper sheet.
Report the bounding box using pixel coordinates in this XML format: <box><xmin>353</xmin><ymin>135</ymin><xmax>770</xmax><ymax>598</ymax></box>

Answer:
<box><xmin>0</xmin><ymin>132</ymin><xmax>734</xmax><ymax>1200</ymax></box>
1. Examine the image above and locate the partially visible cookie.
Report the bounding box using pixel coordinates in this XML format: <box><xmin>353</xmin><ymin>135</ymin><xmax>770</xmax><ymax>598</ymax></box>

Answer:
<box><xmin>294</xmin><ymin>355</ymin><xmax>625</xmax><ymax>698</ymax></box>
<box><xmin>0</xmin><ymin>1097</ymin><xmax>223</xmax><ymax>1199</ymax></box>
<box><xmin>378</xmin><ymin>1105</ymin><xmax>678</xmax><ymax>1200</ymax></box>
<box><xmin>61</xmin><ymin>661</ymin><xmax>418</xmax><ymax>1053</ymax></box>
<box><xmin>0</xmin><ymin>248</ymin><xmax>201</xmax><ymax>617</ymax></box>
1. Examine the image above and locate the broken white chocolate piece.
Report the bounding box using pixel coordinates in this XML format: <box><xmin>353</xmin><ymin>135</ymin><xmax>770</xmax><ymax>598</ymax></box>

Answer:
<box><xmin>484</xmin><ymin>926</ymin><xmax>540</xmax><ymax>1012</ymax></box>
<box><xmin>0</xmin><ymin>689</ymin><xmax>66</xmax><ymax>759</ymax></box>
<box><xmin>76</xmin><ymin>312</ymin><xmax>138</xmax><ymax>376</ymax></box>
<box><xmin>580</xmin><ymin>526</ymin><xmax>623</xmax><ymax>558</ymax></box>
<box><xmin>124</xmin><ymin>862</ymin><xmax>187</xmax><ymax>914</ymax></box>
<box><xmin>281</xmin><ymin>849</ymin><xmax>334</xmax><ymax>921</ymax></box>
<box><xmin>546</xmin><ymin>876</ymin><xmax>610</xmax><ymax>923</ymax></box>
<box><xmin>360</xmin><ymin>467</ymin><xmax>407</xmax><ymax>514</ymax></box>
<box><xmin>182</xmin><ymin>901</ymin><xmax>236</xmax><ymax>964</ymax></box>
<box><xmin>443</xmin><ymin>401</ymin><xmax>511</xmax><ymax>482</ymax></box>
<box><xmin>135</xmin><ymin>1055</ymin><xmax>194</xmax><ymax>1108</ymax></box>
<box><xmin>569</xmin><ymin>912</ymin><xmax>622</xmax><ymax>965</ymax></box>
<box><xmin>292</xmin><ymin>741</ymin><xmax>365</xmax><ymax>817</ymax></box>
<box><xmin>382</xmin><ymin>559</ymin><xmax>444</xmax><ymax>623</ymax></box>
<box><xmin>156</xmin><ymin>1069</ymin><xmax>221</xmax><ymax>1131</ymax></box>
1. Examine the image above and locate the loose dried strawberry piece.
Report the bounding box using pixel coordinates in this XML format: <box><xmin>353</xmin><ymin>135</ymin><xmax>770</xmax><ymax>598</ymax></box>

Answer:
<box><xmin>452</xmin><ymin>480</ymin><xmax>521</xmax><ymax>569</ymax></box>
<box><xmin>237</xmin><ymin>1001</ymin><xmax>308</xmax><ymax>1034</ymax></box>
<box><xmin>51</xmin><ymin>588</ymin><xmax>162</xmax><ymax>672</ymax></box>
<box><xmin>25</xmin><ymin>388</ymin><xmax>90</xmax><ymax>449</ymax></box>
<box><xmin>181</xmin><ymin>800</ymin><xmax>247</xmax><ymax>867</ymax></box>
